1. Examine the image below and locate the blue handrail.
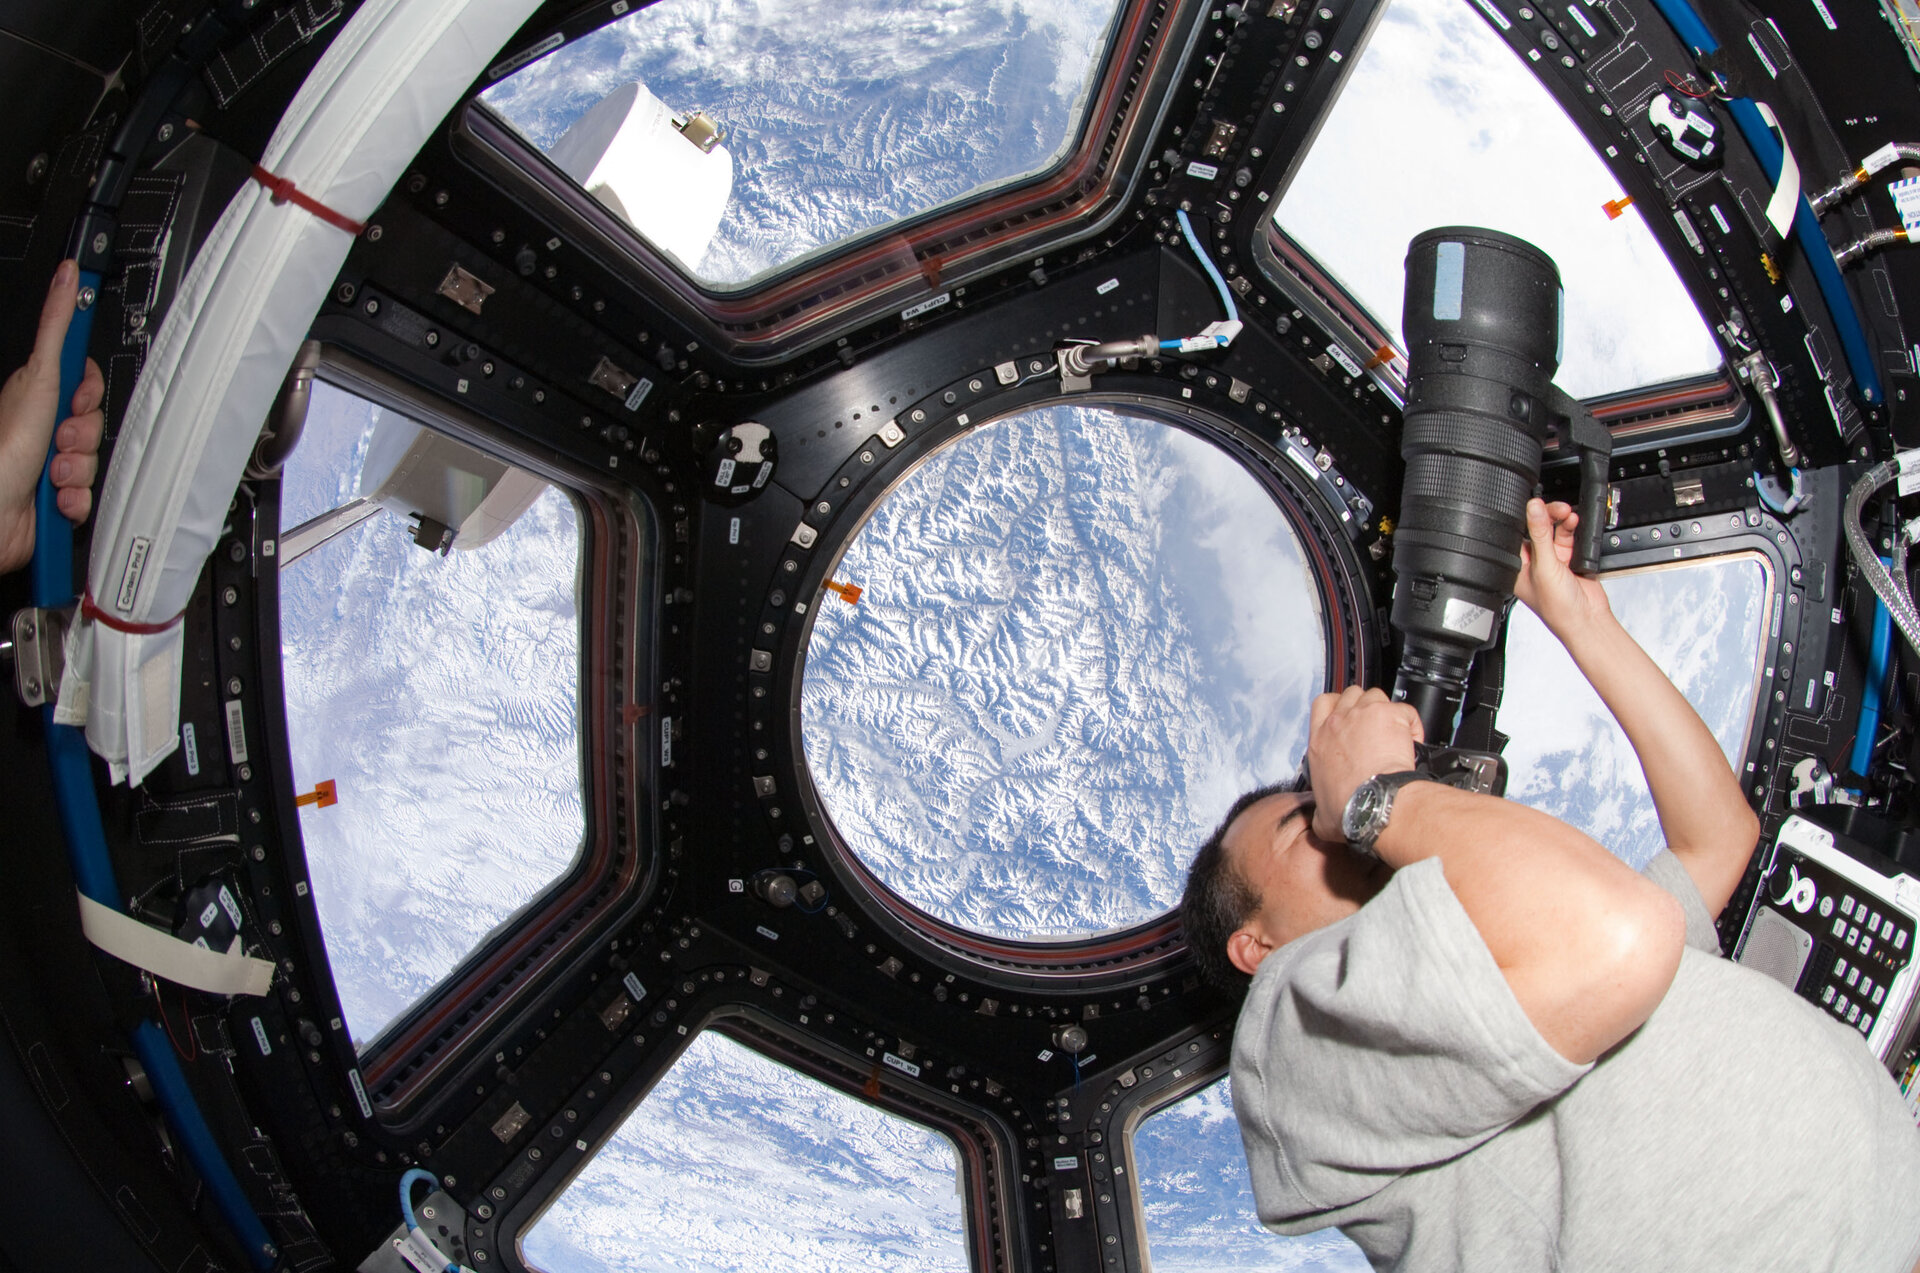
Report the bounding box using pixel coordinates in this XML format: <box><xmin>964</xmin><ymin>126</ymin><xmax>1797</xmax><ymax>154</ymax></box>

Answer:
<box><xmin>30</xmin><ymin>273</ymin><xmax>280</xmax><ymax>1271</ymax></box>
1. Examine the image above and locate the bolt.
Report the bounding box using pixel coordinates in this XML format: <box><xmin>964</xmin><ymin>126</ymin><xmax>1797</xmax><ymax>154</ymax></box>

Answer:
<box><xmin>364</xmin><ymin>298</ymin><xmax>381</xmax><ymax>316</ymax></box>
<box><xmin>252</xmin><ymin>846</ymin><xmax>266</xmax><ymax>861</ymax></box>
<box><xmin>223</xmin><ymin>586</ymin><xmax>239</xmax><ymax>606</ymax></box>
<box><xmin>157</xmin><ymin>123</ymin><xmax>175</xmax><ymax>143</ymax></box>
<box><xmin>366</xmin><ymin>225</ymin><xmax>383</xmax><ymax>242</ymax></box>
<box><xmin>335</xmin><ymin>283</ymin><xmax>356</xmax><ymax>304</ymax></box>
<box><xmin>228</xmin><ymin>677</ymin><xmax>244</xmax><ymax>695</ymax></box>
<box><xmin>25</xmin><ymin>153</ymin><xmax>48</xmax><ymax>185</ymax></box>
<box><xmin>425</xmin><ymin>331</ymin><xmax>440</xmax><ymax>348</ymax></box>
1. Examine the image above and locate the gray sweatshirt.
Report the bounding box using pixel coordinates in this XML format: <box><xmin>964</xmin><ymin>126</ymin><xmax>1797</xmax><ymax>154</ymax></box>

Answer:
<box><xmin>1231</xmin><ymin>852</ymin><xmax>1920</xmax><ymax>1271</ymax></box>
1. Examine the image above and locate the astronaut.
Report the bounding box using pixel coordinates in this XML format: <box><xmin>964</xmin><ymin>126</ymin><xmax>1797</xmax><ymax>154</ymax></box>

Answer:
<box><xmin>1183</xmin><ymin>498</ymin><xmax>1920</xmax><ymax>1271</ymax></box>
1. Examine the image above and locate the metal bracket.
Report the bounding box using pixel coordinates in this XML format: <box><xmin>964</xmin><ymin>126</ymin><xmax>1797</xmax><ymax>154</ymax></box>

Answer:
<box><xmin>11</xmin><ymin>607</ymin><xmax>69</xmax><ymax>708</ymax></box>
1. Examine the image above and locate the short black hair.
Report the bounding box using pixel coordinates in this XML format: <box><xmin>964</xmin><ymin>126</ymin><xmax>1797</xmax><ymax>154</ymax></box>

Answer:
<box><xmin>1180</xmin><ymin>775</ymin><xmax>1309</xmax><ymax>1001</ymax></box>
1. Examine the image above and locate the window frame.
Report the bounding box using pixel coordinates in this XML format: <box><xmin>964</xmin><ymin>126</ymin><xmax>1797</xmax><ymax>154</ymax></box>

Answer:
<box><xmin>503</xmin><ymin>1008</ymin><xmax>1009</xmax><ymax>1273</ymax></box>
<box><xmin>450</xmin><ymin>0</ymin><xmax>1209</xmax><ymax>358</ymax></box>
<box><xmin>264</xmin><ymin>347</ymin><xmax>662</xmax><ymax>1115</ymax></box>
<box><xmin>1246</xmin><ymin>0</ymin><xmax>1744</xmax><ymax>451</ymax></box>
<box><xmin>784</xmin><ymin>392</ymin><xmax>1378</xmax><ymax>988</ymax></box>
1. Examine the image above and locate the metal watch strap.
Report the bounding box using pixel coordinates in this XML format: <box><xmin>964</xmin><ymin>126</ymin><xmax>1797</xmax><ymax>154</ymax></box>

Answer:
<box><xmin>1345</xmin><ymin>770</ymin><xmax>1428</xmax><ymax>857</ymax></box>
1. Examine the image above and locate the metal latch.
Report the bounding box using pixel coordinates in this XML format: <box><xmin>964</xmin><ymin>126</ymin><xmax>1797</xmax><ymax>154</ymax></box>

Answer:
<box><xmin>10</xmin><ymin>606</ymin><xmax>69</xmax><ymax>708</ymax></box>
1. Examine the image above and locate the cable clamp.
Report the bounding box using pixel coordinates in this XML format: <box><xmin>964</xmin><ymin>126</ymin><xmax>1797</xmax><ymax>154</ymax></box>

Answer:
<box><xmin>9</xmin><ymin>605</ymin><xmax>68</xmax><ymax>708</ymax></box>
<box><xmin>249</xmin><ymin>164</ymin><xmax>367</xmax><ymax>236</ymax></box>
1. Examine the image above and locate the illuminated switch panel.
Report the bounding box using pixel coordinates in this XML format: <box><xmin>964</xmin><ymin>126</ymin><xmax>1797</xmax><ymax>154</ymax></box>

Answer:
<box><xmin>1734</xmin><ymin>816</ymin><xmax>1920</xmax><ymax>1068</ymax></box>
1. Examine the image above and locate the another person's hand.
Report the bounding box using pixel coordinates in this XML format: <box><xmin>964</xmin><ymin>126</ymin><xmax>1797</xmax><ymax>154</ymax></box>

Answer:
<box><xmin>1513</xmin><ymin>497</ymin><xmax>1612</xmax><ymax>640</ymax></box>
<box><xmin>0</xmin><ymin>260</ymin><xmax>105</xmax><ymax>575</ymax></box>
<box><xmin>1306</xmin><ymin>685</ymin><xmax>1423</xmax><ymax>844</ymax></box>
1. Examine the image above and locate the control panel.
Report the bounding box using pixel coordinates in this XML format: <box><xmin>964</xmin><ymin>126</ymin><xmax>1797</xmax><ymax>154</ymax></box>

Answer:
<box><xmin>1733</xmin><ymin>816</ymin><xmax>1920</xmax><ymax>1066</ymax></box>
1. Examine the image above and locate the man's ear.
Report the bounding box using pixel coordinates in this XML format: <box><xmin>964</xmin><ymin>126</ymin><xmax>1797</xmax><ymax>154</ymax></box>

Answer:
<box><xmin>1226</xmin><ymin>925</ymin><xmax>1273</xmax><ymax>978</ymax></box>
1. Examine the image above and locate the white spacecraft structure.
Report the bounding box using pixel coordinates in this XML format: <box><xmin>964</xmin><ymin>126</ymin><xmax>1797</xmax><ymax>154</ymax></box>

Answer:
<box><xmin>547</xmin><ymin>80</ymin><xmax>735</xmax><ymax>270</ymax></box>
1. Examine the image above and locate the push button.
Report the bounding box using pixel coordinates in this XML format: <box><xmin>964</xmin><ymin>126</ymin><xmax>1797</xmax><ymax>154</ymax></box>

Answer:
<box><xmin>1843</xmin><ymin>896</ymin><xmax>1856</xmax><ymax>917</ymax></box>
<box><xmin>1835</xmin><ymin>956</ymin><xmax>1849</xmax><ymax>976</ymax></box>
<box><xmin>1874</xmin><ymin>985</ymin><xmax>1887</xmax><ymax>1005</ymax></box>
<box><xmin>1822</xmin><ymin>985</ymin><xmax>1837</xmax><ymax>1004</ymax></box>
<box><xmin>1848</xmin><ymin>968</ymin><xmax>1861</xmax><ymax>987</ymax></box>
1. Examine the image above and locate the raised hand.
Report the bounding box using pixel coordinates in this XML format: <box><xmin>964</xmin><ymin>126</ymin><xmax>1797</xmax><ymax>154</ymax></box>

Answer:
<box><xmin>1305</xmin><ymin>685</ymin><xmax>1423</xmax><ymax>844</ymax></box>
<box><xmin>0</xmin><ymin>261</ymin><xmax>105</xmax><ymax>575</ymax></box>
<box><xmin>1513</xmin><ymin>497</ymin><xmax>1612</xmax><ymax>640</ymax></box>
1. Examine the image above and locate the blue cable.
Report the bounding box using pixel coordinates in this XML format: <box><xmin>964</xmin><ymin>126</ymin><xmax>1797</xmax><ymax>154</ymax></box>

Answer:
<box><xmin>399</xmin><ymin>1167</ymin><xmax>438</xmax><ymax>1232</ymax></box>
<box><xmin>1174</xmin><ymin>208</ymin><xmax>1238</xmax><ymax>334</ymax></box>
<box><xmin>1853</xmin><ymin>559</ymin><xmax>1896</xmax><ymax>779</ymax></box>
<box><xmin>1641</xmin><ymin>0</ymin><xmax>1883</xmax><ymax>404</ymax></box>
<box><xmin>399</xmin><ymin>1168</ymin><xmax>461</xmax><ymax>1272</ymax></box>
<box><xmin>31</xmin><ymin>276</ymin><xmax>280</xmax><ymax>1270</ymax></box>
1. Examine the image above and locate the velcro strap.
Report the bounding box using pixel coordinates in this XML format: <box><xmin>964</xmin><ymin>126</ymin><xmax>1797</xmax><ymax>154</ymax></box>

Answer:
<box><xmin>77</xmin><ymin>894</ymin><xmax>274</xmax><ymax>997</ymax></box>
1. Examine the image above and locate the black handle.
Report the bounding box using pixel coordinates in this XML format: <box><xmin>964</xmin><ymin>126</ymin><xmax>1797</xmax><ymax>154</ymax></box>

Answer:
<box><xmin>1547</xmin><ymin>386</ymin><xmax>1614</xmax><ymax>578</ymax></box>
<box><xmin>1572</xmin><ymin>448</ymin><xmax>1609</xmax><ymax>575</ymax></box>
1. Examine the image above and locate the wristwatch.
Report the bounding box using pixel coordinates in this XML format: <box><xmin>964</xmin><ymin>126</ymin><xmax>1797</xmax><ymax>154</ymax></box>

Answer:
<box><xmin>1340</xmin><ymin>771</ymin><xmax>1429</xmax><ymax>858</ymax></box>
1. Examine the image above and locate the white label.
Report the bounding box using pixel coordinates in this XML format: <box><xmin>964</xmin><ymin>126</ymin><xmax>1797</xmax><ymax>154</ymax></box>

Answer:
<box><xmin>660</xmin><ymin>716</ymin><xmax>673</xmax><ymax>767</ymax></box>
<box><xmin>1096</xmin><ymin>278</ymin><xmax>1120</xmax><ymax>295</ymax></box>
<box><xmin>1891</xmin><ymin>176</ymin><xmax>1920</xmax><ymax>235</ymax></box>
<box><xmin>624</xmin><ymin>377</ymin><xmax>654</xmax><ymax>411</ymax></box>
<box><xmin>1326</xmin><ymin>343</ymin><xmax>1363</xmax><ymax>378</ymax></box>
<box><xmin>250</xmin><ymin>1016</ymin><xmax>271</xmax><ymax>1056</ymax></box>
<box><xmin>1037</xmin><ymin>1048</ymin><xmax>1055</xmax><ymax>1062</ymax></box>
<box><xmin>199</xmin><ymin>901</ymin><xmax>220</xmax><ymax>928</ymax></box>
<box><xmin>1809</xmin><ymin>0</ymin><xmax>1836</xmax><ymax>27</ymax></box>
<box><xmin>728</xmin><ymin>516</ymin><xmax>741</xmax><ymax>545</ymax></box>
<box><xmin>1673</xmin><ymin>209</ymin><xmax>1704</xmax><ymax>254</ymax></box>
<box><xmin>752</xmin><ymin>465</ymin><xmax>771</xmax><ymax>489</ymax></box>
<box><xmin>347</xmin><ymin>1068</ymin><xmax>373</xmax><ymax>1119</ymax></box>
<box><xmin>218</xmin><ymin>886</ymin><xmax>242</xmax><ymax>930</ymax></box>
<box><xmin>1896</xmin><ymin>449</ymin><xmax>1920</xmax><ymax>495</ymax></box>
<box><xmin>1862</xmin><ymin>143</ymin><xmax>1901</xmax><ymax>176</ymax></box>
<box><xmin>1185</xmin><ymin>161</ymin><xmax>1219</xmax><ymax>180</ymax></box>
<box><xmin>729</xmin><ymin>878</ymin><xmax>744</xmax><ymax>892</ymax></box>
<box><xmin>901</xmin><ymin>292</ymin><xmax>952</xmax><ymax>321</ymax></box>
<box><xmin>1780</xmin><ymin>294</ymin><xmax>1795</xmax><ymax>313</ymax></box>
<box><xmin>224</xmin><ymin>700</ymin><xmax>248</xmax><ymax>765</ymax></box>
<box><xmin>1747</xmin><ymin>32</ymin><xmax>1778</xmax><ymax>78</ymax></box>
<box><xmin>1441</xmin><ymin>597</ymin><xmax>1496</xmax><ymax>641</ymax></box>
<box><xmin>623</xmin><ymin>972</ymin><xmax>646</xmax><ymax>1001</ymax></box>
<box><xmin>755</xmin><ymin>924</ymin><xmax>779</xmax><ymax>941</ymax></box>
<box><xmin>1053</xmin><ymin>1156</ymin><xmax>1079</xmax><ymax>1171</ymax></box>
<box><xmin>486</xmin><ymin>31</ymin><xmax>563</xmax><ymax>80</ymax></box>
<box><xmin>1473</xmin><ymin>0</ymin><xmax>1512</xmax><ymax>28</ymax></box>
<box><xmin>181</xmin><ymin>723</ymin><xmax>200</xmax><ymax>776</ymax></box>
<box><xmin>1328</xmin><ymin>48</ymin><xmax>1343</xmax><ymax>61</ymax></box>
<box><xmin>714</xmin><ymin>457</ymin><xmax>736</xmax><ymax>486</ymax></box>
<box><xmin>883</xmin><ymin>1051</ymin><xmax>921</xmax><ymax>1077</ymax></box>
<box><xmin>261</xmin><ymin>539</ymin><xmax>275</xmax><ymax>558</ymax></box>
<box><xmin>117</xmin><ymin>536</ymin><xmax>151</xmax><ymax>611</ymax></box>
<box><xmin>1566</xmin><ymin>1</ymin><xmax>1598</xmax><ymax>37</ymax></box>
<box><xmin>1709</xmin><ymin>203</ymin><xmax>1732</xmax><ymax>235</ymax></box>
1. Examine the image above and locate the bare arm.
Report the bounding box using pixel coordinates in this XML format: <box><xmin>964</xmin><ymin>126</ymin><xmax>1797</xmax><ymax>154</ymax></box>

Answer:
<box><xmin>1308</xmin><ymin>688</ymin><xmax>1685</xmax><ymax>1065</ymax></box>
<box><xmin>1513</xmin><ymin>499</ymin><xmax>1762</xmax><ymax>919</ymax></box>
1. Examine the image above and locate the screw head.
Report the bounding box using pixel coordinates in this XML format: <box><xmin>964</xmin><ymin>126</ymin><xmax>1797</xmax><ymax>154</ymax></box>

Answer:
<box><xmin>365</xmin><ymin>225</ymin><xmax>382</xmax><ymax>242</ymax></box>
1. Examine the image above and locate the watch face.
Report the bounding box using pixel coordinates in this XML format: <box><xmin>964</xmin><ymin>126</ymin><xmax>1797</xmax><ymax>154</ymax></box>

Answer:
<box><xmin>1343</xmin><ymin>781</ymin><xmax>1382</xmax><ymax>842</ymax></box>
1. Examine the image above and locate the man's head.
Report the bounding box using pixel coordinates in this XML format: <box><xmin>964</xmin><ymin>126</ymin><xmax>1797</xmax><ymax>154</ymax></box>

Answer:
<box><xmin>1181</xmin><ymin>776</ymin><xmax>1390</xmax><ymax>999</ymax></box>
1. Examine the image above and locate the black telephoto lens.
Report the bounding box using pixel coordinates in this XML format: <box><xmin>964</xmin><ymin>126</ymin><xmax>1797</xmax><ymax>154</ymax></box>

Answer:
<box><xmin>1391</xmin><ymin>227</ymin><xmax>1562</xmax><ymax>742</ymax></box>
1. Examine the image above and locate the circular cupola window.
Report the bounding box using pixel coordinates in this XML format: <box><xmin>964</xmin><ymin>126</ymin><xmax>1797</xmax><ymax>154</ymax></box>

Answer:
<box><xmin>798</xmin><ymin>402</ymin><xmax>1329</xmax><ymax>943</ymax></box>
